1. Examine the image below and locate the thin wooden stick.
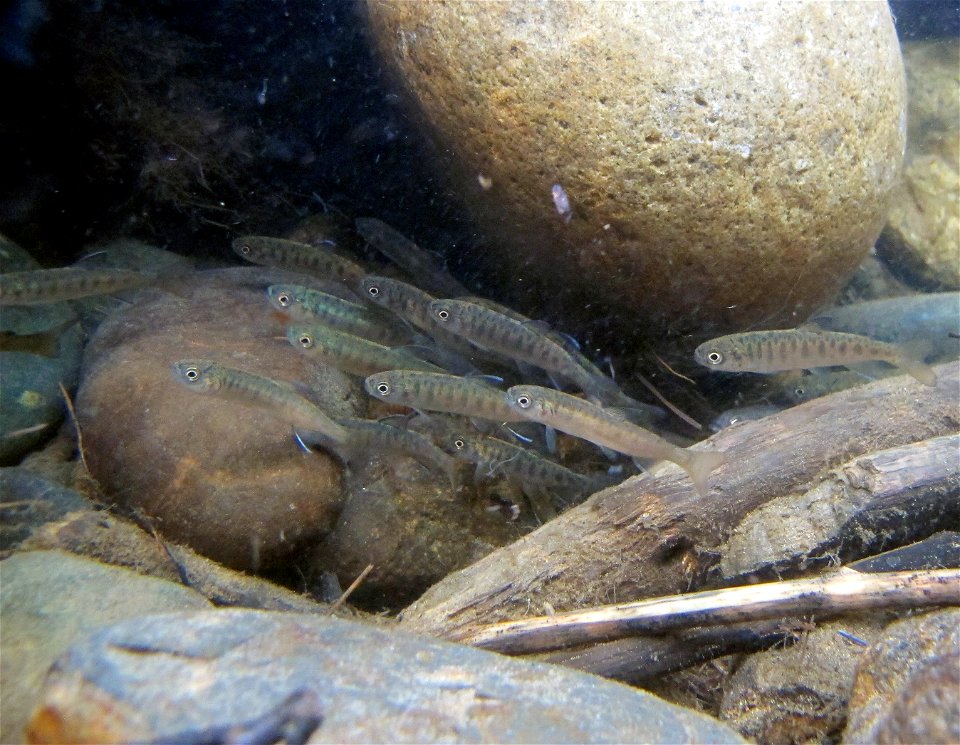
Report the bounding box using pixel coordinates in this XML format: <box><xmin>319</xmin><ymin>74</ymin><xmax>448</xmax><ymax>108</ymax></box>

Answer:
<box><xmin>449</xmin><ymin>568</ymin><xmax>960</xmax><ymax>654</ymax></box>
<box><xmin>633</xmin><ymin>371</ymin><xmax>703</xmax><ymax>430</ymax></box>
<box><xmin>328</xmin><ymin>564</ymin><xmax>374</xmax><ymax>613</ymax></box>
<box><xmin>59</xmin><ymin>382</ymin><xmax>91</xmax><ymax>474</ymax></box>
<box><xmin>653</xmin><ymin>353</ymin><xmax>697</xmax><ymax>385</ymax></box>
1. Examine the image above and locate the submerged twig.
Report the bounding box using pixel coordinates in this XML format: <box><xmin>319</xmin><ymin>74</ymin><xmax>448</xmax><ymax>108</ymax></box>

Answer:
<box><xmin>652</xmin><ymin>353</ymin><xmax>697</xmax><ymax>385</ymax></box>
<box><xmin>633</xmin><ymin>371</ymin><xmax>702</xmax><ymax>430</ymax></box>
<box><xmin>328</xmin><ymin>563</ymin><xmax>374</xmax><ymax>613</ymax></box>
<box><xmin>449</xmin><ymin>568</ymin><xmax>960</xmax><ymax>654</ymax></box>
<box><xmin>59</xmin><ymin>382</ymin><xmax>91</xmax><ymax>474</ymax></box>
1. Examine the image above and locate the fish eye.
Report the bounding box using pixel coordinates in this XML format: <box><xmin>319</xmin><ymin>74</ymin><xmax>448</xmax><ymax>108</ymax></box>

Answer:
<box><xmin>794</xmin><ymin>387</ymin><xmax>805</xmax><ymax>396</ymax></box>
<box><xmin>277</xmin><ymin>293</ymin><xmax>291</xmax><ymax>307</ymax></box>
<box><xmin>516</xmin><ymin>395</ymin><xmax>532</xmax><ymax>409</ymax></box>
<box><xmin>437</xmin><ymin>309</ymin><xmax>449</xmax><ymax>320</ymax></box>
<box><xmin>367</xmin><ymin>285</ymin><xmax>380</xmax><ymax>297</ymax></box>
<box><xmin>454</xmin><ymin>438</ymin><xmax>465</xmax><ymax>449</ymax></box>
<box><xmin>376</xmin><ymin>382</ymin><xmax>390</xmax><ymax>395</ymax></box>
<box><xmin>706</xmin><ymin>351</ymin><xmax>724</xmax><ymax>365</ymax></box>
<box><xmin>298</xmin><ymin>334</ymin><xmax>314</xmax><ymax>348</ymax></box>
<box><xmin>184</xmin><ymin>366</ymin><xmax>200</xmax><ymax>381</ymax></box>
<box><xmin>237</xmin><ymin>244</ymin><xmax>251</xmax><ymax>255</ymax></box>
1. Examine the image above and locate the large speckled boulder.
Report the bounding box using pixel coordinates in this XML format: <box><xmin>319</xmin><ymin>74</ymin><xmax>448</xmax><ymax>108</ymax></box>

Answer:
<box><xmin>76</xmin><ymin>268</ymin><xmax>360</xmax><ymax>571</ymax></box>
<box><xmin>364</xmin><ymin>2</ymin><xmax>906</xmax><ymax>342</ymax></box>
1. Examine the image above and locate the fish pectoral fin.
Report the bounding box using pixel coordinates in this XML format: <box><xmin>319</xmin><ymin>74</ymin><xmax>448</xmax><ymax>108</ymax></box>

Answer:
<box><xmin>296</xmin><ymin>429</ymin><xmax>351</xmax><ymax>465</ymax></box>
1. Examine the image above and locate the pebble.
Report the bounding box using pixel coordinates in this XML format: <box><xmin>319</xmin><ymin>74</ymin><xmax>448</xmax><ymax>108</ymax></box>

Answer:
<box><xmin>0</xmin><ymin>467</ymin><xmax>92</xmax><ymax>556</ymax></box>
<box><xmin>844</xmin><ymin>608</ymin><xmax>960</xmax><ymax>744</ymax></box>
<box><xmin>877</xmin><ymin>40</ymin><xmax>960</xmax><ymax>290</ymax></box>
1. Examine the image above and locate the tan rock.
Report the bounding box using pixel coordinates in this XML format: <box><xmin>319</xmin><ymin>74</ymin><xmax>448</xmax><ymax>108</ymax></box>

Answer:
<box><xmin>844</xmin><ymin>608</ymin><xmax>960</xmax><ymax>744</ymax></box>
<box><xmin>877</xmin><ymin>40</ymin><xmax>960</xmax><ymax>290</ymax></box>
<box><xmin>76</xmin><ymin>268</ymin><xmax>359</xmax><ymax>571</ymax></box>
<box><xmin>364</xmin><ymin>1</ymin><xmax>906</xmax><ymax>343</ymax></box>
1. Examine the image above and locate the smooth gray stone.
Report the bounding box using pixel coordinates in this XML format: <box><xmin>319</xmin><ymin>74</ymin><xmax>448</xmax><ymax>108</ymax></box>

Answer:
<box><xmin>0</xmin><ymin>550</ymin><xmax>211</xmax><ymax>745</ymax></box>
<box><xmin>36</xmin><ymin>609</ymin><xmax>746</xmax><ymax>744</ymax></box>
<box><xmin>0</xmin><ymin>467</ymin><xmax>93</xmax><ymax>552</ymax></box>
<box><xmin>0</xmin><ymin>238</ymin><xmax>83</xmax><ymax>463</ymax></box>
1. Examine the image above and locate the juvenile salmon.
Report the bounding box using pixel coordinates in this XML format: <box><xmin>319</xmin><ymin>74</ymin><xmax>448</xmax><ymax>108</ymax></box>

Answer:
<box><xmin>171</xmin><ymin>359</ymin><xmax>348</xmax><ymax>443</ymax></box>
<box><xmin>364</xmin><ymin>370</ymin><xmax>523</xmax><ymax>422</ymax></box>
<box><xmin>444</xmin><ymin>432</ymin><xmax>605</xmax><ymax>495</ymax></box>
<box><xmin>232</xmin><ymin>236</ymin><xmax>365</xmax><ymax>290</ymax></box>
<box><xmin>360</xmin><ymin>275</ymin><xmax>474</xmax><ymax>352</ymax></box>
<box><xmin>694</xmin><ymin>328</ymin><xmax>937</xmax><ymax>386</ymax></box>
<box><xmin>0</xmin><ymin>267</ymin><xmax>156</xmax><ymax>305</ymax></box>
<box><xmin>286</xmin><ymin>324</ymin><xmax>443</xmax><ymax>377</ymax></box>
<box><xmin>267</xmin><ymin>284</ymin><xmax>408</xmax><ymax>345</ymax></box>
<box><xmin>430</xmin><ymin>298</ymin><xmax>632</xmax><ymax>404</ymax></box>
<box><xmin>355</xmin><ymin>217</ymin><xmax>468</xmax><ymax>297</ymax></box>
<box><xmin>505</xmin><ymin>385</ymin><xmax>724</xmax><ymax>496</ymax></box>
<box><xmin>329</xmin><ymin>417</ymin><xmax>459</xmax><ymax>488</ymax></box>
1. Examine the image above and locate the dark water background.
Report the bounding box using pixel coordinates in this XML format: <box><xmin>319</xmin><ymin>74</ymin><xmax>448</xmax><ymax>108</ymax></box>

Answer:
<box><xmin>1</xmin><ymin>0</ymin><xmax>954</xmax><ymax>275</ymax></box>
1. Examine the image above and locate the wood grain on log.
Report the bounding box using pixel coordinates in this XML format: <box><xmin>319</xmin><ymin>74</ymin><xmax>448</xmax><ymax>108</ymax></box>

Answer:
<box><xmin>400</xmin><ymin>362</ymin><xmax>959</xmax><ymax>638</ymax></box>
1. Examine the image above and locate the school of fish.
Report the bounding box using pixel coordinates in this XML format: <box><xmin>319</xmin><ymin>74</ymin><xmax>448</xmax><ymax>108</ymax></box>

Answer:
<box><xmin>4</xmin><ymin>217</ymin><xmax>952</xmax><ymax>519</ymax></box>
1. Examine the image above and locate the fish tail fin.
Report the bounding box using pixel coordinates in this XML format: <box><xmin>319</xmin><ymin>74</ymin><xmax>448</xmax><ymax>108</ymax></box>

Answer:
<box><xmin>684</xmin><ymin>449</ymin><xmax>725</xmax><ymax>497</ymax></box>
<box><xmin>898</xmin><ymin>356</ymin><xmax>937</xmax><ymax>387</ymax></box>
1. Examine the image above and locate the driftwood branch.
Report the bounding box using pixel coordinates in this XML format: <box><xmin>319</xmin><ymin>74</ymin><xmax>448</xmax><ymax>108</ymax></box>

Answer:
<box><xmin>450</xmin><ymin>568</ymin><xmax>960</xmax><ymax>654</ymax></box>
<box><xmin>541</xmin><ymin>531</ymin><xmax>960</xmax><ymax>683</ymax></box>
<box><xmin>401</xmin><ymin>362</ymin><xmax>959</xmax><ymax>638</ymax></box>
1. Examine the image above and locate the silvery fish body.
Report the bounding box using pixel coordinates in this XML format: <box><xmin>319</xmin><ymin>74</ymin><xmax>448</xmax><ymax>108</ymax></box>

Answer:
<box><xmin>429</xmin><ymin>299</ymin><xmax>610</xmax><ymax>397</ymax></box>
<box><xmin>360</xmin><ymin>275</ymin><xmax>475</xmax><ymax>355</ymax></box>
<box><xmin>364</xmin><ymin>370</ymin><xmax>522</xmax><ymax>422</ymax></box>
<box><xmin>505</xmin><ymin>384</ymin><xmax>723</xmax><ymax>496</ymax></box>
<box><xmin>0</xmin><ymin>267</ymin><xmax>155</xmax><ymax>305</ymax></box>
<box><xmin>232</xmin><ymin>235</ymin><xmax>365</xmax><ymax>290</ymax></box>
<box><xmin>808</xmin><ymin>293</ymin><xmax>960</xmax><ymax>362</ymax></box>
<box><xmin>355</xmin><ymin>217</ymin><xmax>468</xmax><ymax>297</ymax></box>
<box><xmin>286</xmin><ymin>324</ymin><xmax>443</xmax><ymax>377</ymax></box>
<box><xmin>694</xmin><ymin>328</ymin><xmax>936</xmax><ymax>386</ymax></box>
<box><xmin>445</xmin><ymin>433</ymin><xmax>603</xmax><ymax>494</ymax></box>
<box><xmin>267</xmin><ymin>284</ymin><xmax>408</xmax><ymax>345</ymax></box>
<box><xmin>170</xmin><ymin>359</ymin><xmax>348</xmax><ymax>443</ymax></box>
<box><xmin>332</xmin><ymin>417</ymin><xmax>459</xmax><ymax>488</ymax></box>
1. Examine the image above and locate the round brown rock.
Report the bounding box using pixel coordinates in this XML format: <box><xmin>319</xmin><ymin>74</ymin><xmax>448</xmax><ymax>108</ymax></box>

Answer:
<box><xmin>76</xmin><ymin>268</ymin><xmax>361</xmax><ymax>571</ymax></box>
<box><xmin>364</xmin><ymin>1</ymin><xmax>906</xmax><ymax>341</ymax></box>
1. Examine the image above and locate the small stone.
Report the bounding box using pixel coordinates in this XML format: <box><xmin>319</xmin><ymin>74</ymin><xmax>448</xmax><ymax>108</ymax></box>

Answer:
<box><xmin>1</xmin><ymin>550</ymin><xmax>210</xmax><ymax>745</ymax></box>
<box><xmin>844</xmin><ymin>608</ymin><xmax>960</xmax><ymax>744</ymax></box>
<box><xmin>0</xmin><ymin>468</ymin><xmax>93</xmax><ymax>556</ymax></box>
<box><xmin>313</xmin><ymin>455</ymin><xmax>528</xmax><ymax>608</ymax></box>
<box><xmin>877</xmin><ymin>40</ymin><xmax>960</xmax><ymax>290</ymax></box>
<box><xmin>719</xmin><ymin>618</ymin><xmax>885</xmax><ymax>745</ymax></box>
<box><xmin>28</xmin><ymin>609</ymin><xmax>746</xmax><ymax>744</ymax></box>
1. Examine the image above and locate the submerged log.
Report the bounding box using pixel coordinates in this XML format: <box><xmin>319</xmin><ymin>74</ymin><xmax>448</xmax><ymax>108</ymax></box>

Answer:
<box><xmin>400</xmin><ymin>361</ymin><xmax>959</xmax><ymax>638</ymax></box>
